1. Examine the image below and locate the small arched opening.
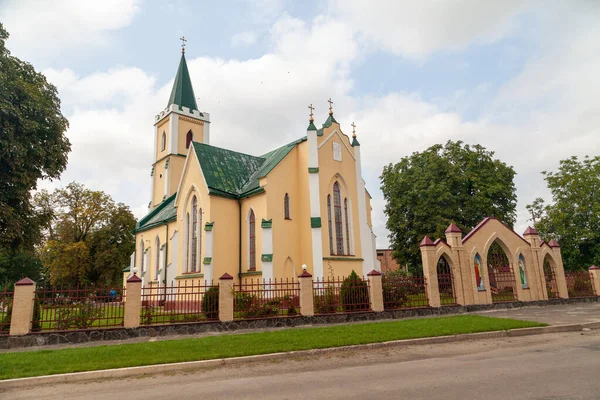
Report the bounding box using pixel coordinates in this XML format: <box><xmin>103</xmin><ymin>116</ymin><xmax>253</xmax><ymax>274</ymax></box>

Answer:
<box><xmin>486</xmin><ymin>241</ymin><xmax>517</xmax><ymax>302</ymax></box>
<box><xmin>436</xmin><ymin>255</ymin><xmax>456</xmax><ymax>305</ymax></box>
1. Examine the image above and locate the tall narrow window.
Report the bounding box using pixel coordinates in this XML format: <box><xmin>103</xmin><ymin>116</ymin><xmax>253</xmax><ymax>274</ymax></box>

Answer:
<box><xmin>155</xmin><ymin>237</ymin><xmax>160</xmax><ymax>280</ymax></box>
<box><xmin>344</xmin><ymin>198</ymin><xmax>350</xmax><ymax>254</ymax></box>
<box><xmin>191</xmin><ymin>196</ymin><xmax>198</xmax><ymax>272</ymax></box>
<box><xmin>249</xmin><ymin>210</ymin><xmax>256</xmax><ymax>270</ymax></box>
<box><xmin>185</xmin><ymin>212</ymin><xmax>190</xmax><ymax>272</ymax></box>
<box><xmin>161</xmin><ymin>132</ymin><xmax>166</xmax><ymax>151</ymax></box>
<box><xmin>284</xmin><ymin>193</ymin><xmax>290</xmax><ymax>220</ymax></box>
<box><xmin>186</xmin><ymin>130</ymin><xmax>193</xmax><ymax>149</ymax></box>
<box><xmin>327</xmin><ymin>195</ymin><xmax>334</xmax><ymax>255</ymax></box>
<box><xmin>139</xmin><ymin>240</ymin><xmax>145</xmax><ymax>272</ymax></box>
<box><xmin>333</xmin><ymin>182</ymin><xmax>344</xmax><ymax>255</ymax></box>
<box><xmin>198</xmin><ymin>207</ymin><xmax>203</xmax><ymax>273</ymax></box>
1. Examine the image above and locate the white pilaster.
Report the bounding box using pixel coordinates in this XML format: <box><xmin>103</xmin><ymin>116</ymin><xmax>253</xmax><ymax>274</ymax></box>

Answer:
<box><xmin>307</xmin><ymin>123</ymin><xmax>324</xmax><ymax>279</ymax></box>
<box><xmin>169</xmin><ymin>114</ymin><xmax>179</xmax><ymax>154</ymax></box>
<box><xmin>204</xmin><ymin>223</ymin><xmax>214</xmax><ymax>284</ymax></box>
<box><xmin>261</xmin><ymin>220</ymin><xmax>274</xmax><ymax>282</ymax></box>
<box><xmin>354</xmin><ymin>145</ymin><xmax>375</xmax><ymax>275</ymax></box>
<box><xmin>203</xmin><ymin>115</ymin><xmax>211</xmax><ymax>144</ymax></box>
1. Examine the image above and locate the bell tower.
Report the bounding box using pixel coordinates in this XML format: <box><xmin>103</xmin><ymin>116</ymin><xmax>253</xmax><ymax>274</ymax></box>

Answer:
<box><xmin>149</xmin><ymin>41</ymin><xmax>211</xmax><ymax>209</ymax></box>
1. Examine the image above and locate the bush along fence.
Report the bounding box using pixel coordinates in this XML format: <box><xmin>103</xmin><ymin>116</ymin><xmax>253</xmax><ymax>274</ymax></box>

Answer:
<box><xmin>5</xmin><ymin>266</ymin><xmax>600</xmax><ymax>336</ymax></box>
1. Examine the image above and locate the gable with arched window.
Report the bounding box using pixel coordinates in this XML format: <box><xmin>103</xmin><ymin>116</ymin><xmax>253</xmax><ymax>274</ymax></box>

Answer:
<box><xmin>186</xmin><ymin>130</ymin><xmax>193</xmax><ymax>149</ymax></box>
<box><xmin>249</xmin><ymin>209</ymin><xmax>256</xmax><ymax>270</ymax></box>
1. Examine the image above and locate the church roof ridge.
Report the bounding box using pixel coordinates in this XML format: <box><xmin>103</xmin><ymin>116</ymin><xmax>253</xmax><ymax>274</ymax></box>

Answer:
<box><xmin>167</xmin><ymin>53</ymin><xmax>198</xmax><ymax>112</ymax></box>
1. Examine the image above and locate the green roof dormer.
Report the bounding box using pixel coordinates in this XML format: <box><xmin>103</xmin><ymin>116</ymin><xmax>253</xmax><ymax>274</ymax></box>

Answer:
<box><xmin>167</xmin><ymin>53</ymin><xmax>198</xmax><ymax>112</ymax></box>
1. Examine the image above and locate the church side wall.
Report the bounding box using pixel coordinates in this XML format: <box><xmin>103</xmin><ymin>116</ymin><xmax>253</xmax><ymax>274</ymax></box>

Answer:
<box><xmin>317</xmin><ymin>126</ymin><xmax>363</xmax><ymax>278</ymax></box>
<box><xmin>263</xmin><ymin>146</ymin><xmax>302</xmax><ymax>279</ymax></box>
<box><xmin>134</xmin><ymin>221</ymin><xmax>174</xmax><ymax>286</ymax></box>
<box><xmin>168</xmin><ymin>156</ymin><xmax>186</xmax><ymax>196</ymax></box>
<box><xmin>210</xmin><ymin>196</ymin><xmax>240</xmax><ymax>283</ymax></box>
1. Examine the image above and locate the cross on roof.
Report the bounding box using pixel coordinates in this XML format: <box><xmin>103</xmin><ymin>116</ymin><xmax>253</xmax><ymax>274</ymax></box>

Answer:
<box><xmin>327</xmin><ymin>98</ymin><xmax>334</xmax><ymax>114</ymax></box>
<box><xmin>308</xmin><ymin>104</ymin><xmax>315</xmax><ymax>121</ymax></box>
<box><xmin>180</xmin><ymin>36</ymin><xmax>187</xmax><ymax>53</ymax></box>
<box><xmin>351</xmin><ymin>122</ymin><xmax>356</xmax><ymax>137</ymax></box>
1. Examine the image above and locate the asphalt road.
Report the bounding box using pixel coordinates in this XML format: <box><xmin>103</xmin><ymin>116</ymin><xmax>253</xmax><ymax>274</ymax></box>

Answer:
<box><xmin>4</xmin><ymin>330</ymin><xmax>600</xmax><ymax>400</ymax></box>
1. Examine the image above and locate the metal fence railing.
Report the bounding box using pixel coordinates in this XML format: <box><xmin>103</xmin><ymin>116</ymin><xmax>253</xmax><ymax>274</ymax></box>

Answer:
<box><xmin>313</xmin><ymin>275</ymin><xmax>371</xmax><ymax>314</ymax></box>
<box><xmin>565</xmin><ymin>270</ymin><xmax>595</xmax><ymax>298</ymax></box>
<box><xmin>382</xmin><ymin>275</ymin><xmax>428</xmax><ymax>310</ymax></box>
<box><xmin>140</xmin><ymin>280</ymin><xmax>218</xmax><ymax>325</ymax></box>
<box><xmin>32</xmin><ymin>286</ymin><xmax>125</xmax><ymax>332</ymax></box>
<box><xmin>0</xmin><ymin>289</ymin><xmax>14</xmax><ymax>336</ymax></box>
<box><xmin>234</xmin><ymin>278</ymin><xmax>300</xmax><ymax>319</ymax></box>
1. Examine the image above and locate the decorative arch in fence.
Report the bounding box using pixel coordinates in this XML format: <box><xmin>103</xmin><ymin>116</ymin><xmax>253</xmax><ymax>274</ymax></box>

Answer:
<box><xmin>420</xmin><ymin>218</ymin><xmax>571</xmax><ymax>306</ymax></box>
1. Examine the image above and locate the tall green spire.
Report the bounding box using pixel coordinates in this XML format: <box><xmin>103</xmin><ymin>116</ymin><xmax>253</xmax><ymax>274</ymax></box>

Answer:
<box><xmin>167</xmin><ymin>53</ymin><xmax>198</xmax><ymax>111</ymax></box>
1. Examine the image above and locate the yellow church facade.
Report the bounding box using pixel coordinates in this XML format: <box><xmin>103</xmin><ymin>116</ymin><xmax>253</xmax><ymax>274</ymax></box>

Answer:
<box><xmin>126</xmin><ymin>51</ymin><xmax>379</xmax><ymax>286</ymax></box>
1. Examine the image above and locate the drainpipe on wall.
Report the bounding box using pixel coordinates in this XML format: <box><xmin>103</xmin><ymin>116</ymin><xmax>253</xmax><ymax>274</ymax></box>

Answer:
<box><xmin>163</xmin><ymin>223</ymin><xmax>169</xmax><ymax>304</ymax></box>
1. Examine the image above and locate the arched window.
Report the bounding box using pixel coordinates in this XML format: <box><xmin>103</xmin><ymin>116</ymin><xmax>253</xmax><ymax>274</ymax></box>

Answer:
<box><xmin>186</xmin><ymin>130</ymin><xmax>193</xmax><ymax>149</ymax></box>
<box><xmin>518</xmin><ymin>255</ymin><xmax>528</xmax><ymax>289</ymax></box>
<box><xmin>327</xmin><ymin>195</ymin><xmax>334</xmax><ymax>255</ymax></box>
<box><xmin>333</xmin><ymin>182</ymin><xmax>344</xmax><ymax>255</ymax></box>
<box><xmin>161</xmin><ymin>132</ymin><xmax>166</xmax><ymax>151</ymax></box>
<box><xmin>185</xmin><ymin>213</ymin><xmax>190</xmax><ymax>272</ymax></box>
<box><xmin>474</xmin><ymin>253</ymin><xmax>484</xmax><ymax>291</ymax></box>
<box><xmin>249</xmin><ymin>210</ymin><xmax>256</xmax><ymax>270</ymax></box>
<box><xmin>155</xmin><ymin>237</ymin><xmax>160</xmax><ymax>280</ymax></box>
<box><xmin>191</xmin><ymin>196</ymin><xmax>198</xmax><ymax>272</ymax></box>
<box><xmin>344</xmin><ymin>198</ymin><xmax>350</xmax><ymax>254</ymax></box>
<box><xmin>284</xmin><ymin>193</ymin><xmax>290</xmax><ymax>220</ymax></box>
<box><xmin>139</xmin><ymin>240</ymin><xmax>145</xmax><ymax>272</ymax></box>
<box><xmin>198</xmin><ymin>207</ymin><xmax>203</xmax><ymax>272</ymax></box>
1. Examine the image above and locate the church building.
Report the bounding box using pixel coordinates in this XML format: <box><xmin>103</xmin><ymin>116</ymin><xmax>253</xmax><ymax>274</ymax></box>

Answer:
<box><xmin>127</xmin><ymin>48</ymin><xmax>379</xmax><ymax>286</ymax></box>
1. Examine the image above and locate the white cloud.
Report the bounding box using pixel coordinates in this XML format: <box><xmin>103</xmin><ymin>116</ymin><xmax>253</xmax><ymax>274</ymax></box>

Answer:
<box><xmin>0</xmin><ymin>0</ymin><xmax>141</xmax><ymax>57</ymax></box>
<box><xmin>330</xmin><ymin>0</ymin><xmax>530</xmax><ymax>58</ymax></box>
<box><xmin>231</xmin><ymin>31</ymin><xmax>258</xmax><ymax>47</ymax></box>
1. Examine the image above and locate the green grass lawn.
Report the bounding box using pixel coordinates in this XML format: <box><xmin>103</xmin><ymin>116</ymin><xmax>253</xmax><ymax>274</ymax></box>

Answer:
<box><xmin>0</xmin><ymin>315</ymin><xmax>545</xmax><ymax>380</ymax></box>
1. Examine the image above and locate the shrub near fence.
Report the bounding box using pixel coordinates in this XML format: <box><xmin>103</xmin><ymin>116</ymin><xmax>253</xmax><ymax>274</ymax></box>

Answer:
<box><xmin>565</xmin><ymin>270</ymin><xmax>595</xmax><ymax>298</ymax></box>
<box><xmin>32</xmin><ymin>286</ymin><xmax>125</xmax><ymax>332</ymax></box>
<box><xmin>0</xmin><ymin>288</ymin><xmax>14</xmax><ymax>335</ymax></box>
<box><xmin>382</xmin><ymin>273</ymin><xmax>428</xmax><ymax>310</ymax></box>
<box><xmin>140</xmin><ymin>280</ymin><xmax>218</xmax><ymax>326</ymax></box>
<box><xmin>234</xmin><ymin>279</ymin><xmax>300</xmax><ymax>319</ymax></box>
<box><xmin>313</xmin><ymin>271</ymin><xmax>371</xmax><ymax>314</ymax></box>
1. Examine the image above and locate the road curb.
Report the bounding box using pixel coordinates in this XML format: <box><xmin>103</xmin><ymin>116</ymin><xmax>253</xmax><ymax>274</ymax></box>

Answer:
<box><xmin>1</xmin><ymin>322</ymin><xmax>597</xmax><ymax>390</ymax></box>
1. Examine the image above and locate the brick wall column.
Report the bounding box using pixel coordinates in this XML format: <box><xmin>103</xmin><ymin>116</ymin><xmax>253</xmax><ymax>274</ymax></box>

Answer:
<box><xmin>124</xmin><ymin>274</ymin><xmax>142</xmax><ymax>328</ymax></box>
<box><xmin>367</xmin><ymin>270</ymin><xmax>384</xmax><ymax>312</ymax></box>
<box><xmin>219</xmin><ymin>273</ymin><xmax>234</xmax><ymax>322</ymax></box>
<box><xmin>298</xmin><ymin>268</ymin><xmax>314</xmax><ymax>316</ymax></box>
<box><xmin>589</xmin><ymin>266</ymin><xmax>600</xmax><ymax>296</ymax></box>
<box><xmin>420</xmin><ymin>237</ymin><xmax>441</xmax><ymax>308</ymax></box>
<box><xmin>9</xmin><ymin>278</ymin><xmax>36</xmax><ymax>336</ymax></box>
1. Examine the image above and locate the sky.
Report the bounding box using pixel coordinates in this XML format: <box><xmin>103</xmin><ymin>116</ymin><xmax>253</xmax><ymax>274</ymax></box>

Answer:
<box><xmin>2</xmin><ymin>0</ymin><xmax>599</xmax><ymax>247</ymax></box>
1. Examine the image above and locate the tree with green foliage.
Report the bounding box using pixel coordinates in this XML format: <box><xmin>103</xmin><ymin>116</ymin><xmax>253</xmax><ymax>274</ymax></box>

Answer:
<box><xmin>39</xmin><ymin>182</ymin><xmax>136</xmax><ymax>287</ymax></box>
<box><xmin>0</xmin><ymin>23</ymin><xmax>70</xmax><ymax>284</ymax></box>
<box><xmin>381</xmin><ymin>140</ymin><xmax>517</xmax><ymax>273</ymax></box>
<box><xmin>527</xmin><ymin>155</ymin><xmax>600</xmax><ymax>270</ymax></box>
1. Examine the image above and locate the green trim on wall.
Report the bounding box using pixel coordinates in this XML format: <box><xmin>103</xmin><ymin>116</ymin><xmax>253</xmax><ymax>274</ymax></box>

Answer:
<box><xmin>175</xmin><ymin>273</ymin><xmax>204</xmax><ymax>279</ymax></box>
<box><xmin>308</xmin><ymin>167</ymin><xmax>319</xmax><ymax>173</ymax></box>
<box><xmin>203</xmin><ymin>257</ymin><xmax>212</xmax><ymax>265</ymax></box>
<box><xmin>261</xmin><ymin>254</ymin><xmax>273</xmax><ymax>262</ymax></box>
<box><xmin>261</xmin><ymin>219</ymin><xmax>272</xmax><ymax>229</ymax></box>
<box><xmin>323</xmin><ymin>257</ymin><xmax>364</xmax><ymax>262</ymax></box>
<box><xmin>311</xmin><ymin>217</ymin><xmax>322</xmax><ymax>228</ymax></box>
<box><xmin>204</xmin><ymin>222</ymin><xmax>214</xmax><ymax>231</ymax></box>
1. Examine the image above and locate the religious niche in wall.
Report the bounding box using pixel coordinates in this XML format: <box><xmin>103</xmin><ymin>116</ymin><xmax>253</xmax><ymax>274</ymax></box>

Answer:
<box><xmin>333</xmin><ymin>142</ymin><xmax>342</xmax><ymax>162</ymax></box>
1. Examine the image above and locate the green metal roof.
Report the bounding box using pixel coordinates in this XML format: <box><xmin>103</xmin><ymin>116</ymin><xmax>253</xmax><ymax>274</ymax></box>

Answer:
<box><xmin>192</xmin><ymin>137</ymin><xmax>307</xmax><ymax>199</ymax></box>
<box><xmin>135</xmin><ymin>193</ymin><xmax>177</xmax><ymax>233</ymax></box>
<box><xmin>167</xmin><ymin>54</ymin><xmax>198</xmax><ymax>111</ymax></box>
<box><xmin>352</xmin><ymin>137</ymin><xmax>360</xmax><ymax>146</ymax></box>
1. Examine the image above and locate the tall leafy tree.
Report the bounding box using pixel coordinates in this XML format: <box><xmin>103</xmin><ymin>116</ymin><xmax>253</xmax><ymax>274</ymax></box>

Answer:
<box><xmin>381</xmin><ymin>140</ymin><xmax>517</xmax><ymax>272</ymax></box>
<box><xmin>527</xmin><ymin>155</ymin><xmax>600</xmax><ymax>270</ymax></box>
<box><xmin>39</xmin><ymin>183</ymin><xmax>136</xmax><ymax>287</ymax></box>
<box><xmin>0</xmin><ymin>23</ymin><xmax>70</xmax><ymax>284</ymax></box>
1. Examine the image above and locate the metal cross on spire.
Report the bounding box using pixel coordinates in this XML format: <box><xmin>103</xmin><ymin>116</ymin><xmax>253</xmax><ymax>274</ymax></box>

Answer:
<box><xmin>327</xmin><ymin>98</ymin><xmax>334</xmax><ymax>115</ymax></box>
<box><xmin>351</xmin><ymin>122</ymin><xmax>357</xmax><ymax>138</ymax></box>
<box><xmin>308</xmin><ymin>104</ymin><xmax>315</xmax><ymax>121</ymax></box>
<box><xmin>180</xmin><ymin>36</ymin><xmax>187</xmax><ymax>53</ymax></box>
